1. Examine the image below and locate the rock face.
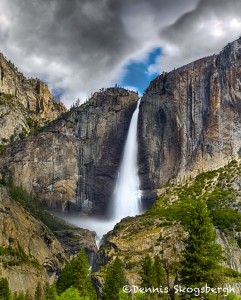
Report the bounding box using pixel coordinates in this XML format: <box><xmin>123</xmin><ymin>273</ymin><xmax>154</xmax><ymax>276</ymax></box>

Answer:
<box><xmin>0</xmin><ymin>185</ymin><xmax>66</xmax><ymax>296</ymax></box>
<box><xmin>139</xmin><ymin>37</ymin><xmax>241</xmax><ymax>201</ymax></box>
<box><xmin>0</xmin><ymin>53</ymin><xmax>66</xmax><ymax>145</ymax></box>
<box><xmin>1</xmin><ymin>37</ymin><xmax>241</xmax><ymax>215</ymax></box>
<box><xmin>0</xmin><ymin>88</ymin><xmax>139</xmax><ymax>215</ymax></box>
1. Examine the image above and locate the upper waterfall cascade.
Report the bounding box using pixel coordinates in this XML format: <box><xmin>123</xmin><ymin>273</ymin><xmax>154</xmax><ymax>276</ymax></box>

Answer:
<box><xmin>112</xmin><ymin>98</ymin><xmax>142</xmax><ymax>222</ymax></box>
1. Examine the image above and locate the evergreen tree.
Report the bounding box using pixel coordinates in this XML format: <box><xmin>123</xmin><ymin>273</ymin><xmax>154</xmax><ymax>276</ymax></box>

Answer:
<box><xmin>153</xmin><ymin>256</ymin><xmax>166</xmax><ymax>286</ymax></box>
<box><xmin>0</xmin><ymin>278</ymin><xmax>11</xmax><ymax>300</ymax></box>
<box><xmin>180</xmin><ymin>200</ymin><xmax>223</xmax><ymax>290</ymax></box>
<box><xmin>57</xmin><ymin>249</ymin><xmax>96</xmax><ymax>300</ymax></box>
<box><xmin>133</xmin><ymin>293</ymin><xmax>147</xmax><ymax>300</ymax></box>
<box><xmin>59</xmin><ymin>287</ymin><xmax>84</xmax><ymax>300</ymax></box>
<box><xmin>140</xmin><ymin>255</ymin><xmax>157</xmax><ymax>287</ymax></box>
<box><xmin>102</xmin><ymin>257</ymin><xmax>126</xmax><ymax>300</ymax></box>
<box><xmin>44</xmin><ymin>284</ymin><xmax>59</xmax><ymax>300</ymax></box>
<box><xmin>12</xmin><ymin>292</ymin><xmax>26</xmax><ymax>300</ymax></box>
<box><xmin>34</xmin><ymin>283</ymin><xmax>42</xmax><ymax>300</ymax></box>
<box><xmin>118</xmin><ymin>290</ymin><xmax>129</xmax><ymax>300</ymax></box>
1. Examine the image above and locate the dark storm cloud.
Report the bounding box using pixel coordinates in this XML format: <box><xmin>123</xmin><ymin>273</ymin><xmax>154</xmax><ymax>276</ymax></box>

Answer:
<box><xmin>3</xmin><ymin>0</ymin><xmax>240</xmax><ymax>106</ymax></box>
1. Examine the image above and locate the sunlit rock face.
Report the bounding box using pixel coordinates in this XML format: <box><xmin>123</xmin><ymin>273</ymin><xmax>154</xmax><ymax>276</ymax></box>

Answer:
<box><xmin>0</xmin><ymin>88</ymin><xmax>138</xmax><ymax>215</ymax></box>
<box><xmin>138</xmin><ymin>37</ymin><xmax>241</xmax><ymax>202</ymax></box>
<box><xmin>0</xmin><ymin>52</ymin><xmax>66</xmax><ymax>144</ymax></box>
<box><xmin>0</xmin><ymin>185</ymin><xmax>66</xmax><ymax>296</ymax></box>
<box><xmin>1</xmin><ymin>37</ymin><xmax>241</xmax><ymax>216</ymax></box>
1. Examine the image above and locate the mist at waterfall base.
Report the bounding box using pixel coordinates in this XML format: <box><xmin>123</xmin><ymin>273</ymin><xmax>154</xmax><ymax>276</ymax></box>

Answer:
<box><xmin>63</xmin><ymin>99</ymin><xmax>143</xmax><ymax>240</ymax></box>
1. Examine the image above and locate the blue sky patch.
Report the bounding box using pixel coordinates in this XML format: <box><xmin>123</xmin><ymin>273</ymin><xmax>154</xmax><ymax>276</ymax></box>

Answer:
<box><xmin>119</xmin><ymin>47</ymin><xmax>162</xmax><ymax>94</ymax></box>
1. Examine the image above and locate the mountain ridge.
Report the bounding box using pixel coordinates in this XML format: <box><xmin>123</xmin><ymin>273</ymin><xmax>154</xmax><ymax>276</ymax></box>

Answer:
<box><xmin>0</xmin><ymin>52</ymin><xmax>66</xmax><ymax>148</ymax></box>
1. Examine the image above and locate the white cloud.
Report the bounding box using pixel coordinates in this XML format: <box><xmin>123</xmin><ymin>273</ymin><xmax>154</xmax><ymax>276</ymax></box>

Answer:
<box><xmin>0</xmin><ymin>0</ymin><xmax>199</xmax><ymax>107</ymax></box>
<box><xmin>1</xmin><ymin>0</ymin><xmax>240</xmax><ymax>108</ymax></box>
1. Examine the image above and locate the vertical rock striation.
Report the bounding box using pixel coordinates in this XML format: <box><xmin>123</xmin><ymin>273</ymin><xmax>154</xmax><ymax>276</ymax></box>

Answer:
<box><xmin>0</xmin><ymin>88</ymin><xmax>139</xmax><ymax>215</ymax></box>
<box><xmin>138</xmin><ymin>37</ymin><xmax>241</xmax><ymax>202</ymax></box>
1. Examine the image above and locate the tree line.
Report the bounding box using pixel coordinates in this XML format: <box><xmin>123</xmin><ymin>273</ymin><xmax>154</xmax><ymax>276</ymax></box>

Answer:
<box><xmin>0</xmin><ymin>200</ymin><xmax>239</xmax><ymax>299</ymax></box>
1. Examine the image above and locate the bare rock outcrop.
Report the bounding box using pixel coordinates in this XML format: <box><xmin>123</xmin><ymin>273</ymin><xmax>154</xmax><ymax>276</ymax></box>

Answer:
<box><xmin>0</xmin><ymin>88</ymin><xmax>139</xmax><ymax>215</ymax></box>
<box><xmin>138</xmin><ymin>37</ymin><xmax>241</xmax><ymax>201</ymax></box>
<box><xmin>0</xmin><ymin>185</ymin><xmax>66</xmax><ymax>295</ymax></box>
<box><xmin>0</xmin><ymin>53</ymin><xmax>66</xmax><ymax>145</ymax></box>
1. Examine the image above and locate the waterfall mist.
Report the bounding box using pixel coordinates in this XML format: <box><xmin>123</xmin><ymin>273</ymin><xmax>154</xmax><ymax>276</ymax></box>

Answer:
<box><xmin>111</xmin><ymin>99</ymin><xmax>142</xmax><ymax>222</ymax></box>
<box><xmin>62</xmin><ymin>99</ymin><xmax>143</xmax><ymax>242</ymax></box>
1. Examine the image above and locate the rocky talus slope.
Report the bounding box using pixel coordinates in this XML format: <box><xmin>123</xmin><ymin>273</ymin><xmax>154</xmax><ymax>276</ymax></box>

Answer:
<box><xmin>0</xmin><ymin>53</ymin><xmax>66</xmax><ymax>147</ymax></box>
<box><xmin>139</xmin><ymin>37</ymin><xmax>241</xmax><ymax>202</ymax></box>
<box><xmin>0</xmin><ymin>88</ymin><xmax>139</xmax><ymax>215</ymax></box>
<box><xmin>94</xmin><ymin>159</ymin><xmax>241</xmax><ymax>293</ymax></box>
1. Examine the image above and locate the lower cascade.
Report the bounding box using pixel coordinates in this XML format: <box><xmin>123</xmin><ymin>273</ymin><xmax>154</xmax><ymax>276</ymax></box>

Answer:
<box><xmin>111</xmin><ymin>98</ymin><xmax>142</xmax><ymax>222</ymax></box>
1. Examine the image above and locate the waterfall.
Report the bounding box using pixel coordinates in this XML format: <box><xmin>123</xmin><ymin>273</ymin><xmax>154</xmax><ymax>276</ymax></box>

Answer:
<box><xmin>59</xmin><ymin>99</ymin><xmax>142</xmax><ymax>242</ymax></box>
<box><xmin>111</xmin><ymin>99</ymin><xmax>142</xmax><ymax>221</ymax></box>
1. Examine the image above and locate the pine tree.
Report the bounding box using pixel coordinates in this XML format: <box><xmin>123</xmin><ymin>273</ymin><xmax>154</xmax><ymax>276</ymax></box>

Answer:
<box><xmin>59</xmin><ymin>287</ymin><xmax>82</xmax><ymax>300</ymax></box>
<box><xmin>0</xmin><ymin>278</ymin><xmax>11</xmax><ymax>300</ymax></box>
<box><xmin>180</xmin><ymin>200</ymin><xmax>223</xmax><ymax>289</ymax></box>
<box><xmin>44</xmin><ymin>284</ymin><xmax>59</xmax><ymax>300</ymax></box>
<box><xmin>140</xmin><ymin>255</ymin><xmax>157</xmax><ymax>287</ymax></box>
<box><xmin>102</xmin><ymin>257</ymin><xmax>126</xmax><ymax>300</ymax></box>
<box><xmin>153</xmin><ymin>256</ymin><xmax>166</xmax><ymax>286</ymax></box>
<box><xmin>57</xmin><ymin>249</ymin><xmax>96</xmax><ymax>300</ymax></box>
<box><xmin>35</xmin><ymin>282</ymin><xmax>42</xmax><ymax>300</ymax></box>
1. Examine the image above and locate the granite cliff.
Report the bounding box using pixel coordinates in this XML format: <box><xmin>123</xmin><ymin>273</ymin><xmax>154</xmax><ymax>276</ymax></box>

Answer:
<box><xmin>139</xmin><ymin>37</ymin><xmax>241</xmax><ymax>203</ymax></box>
<box><xmin>1</xmin><ymin>38</ymin><xmax>241</xmax><ymax>215</ymax></box>
<box><xmin>0</xmin><ymin>53</ymin><xmax>66</xmax><ymax>148</ymax></box>
<box><xmin>0</xmin><ymin>88</ymin><xmax>139</xmax><ymax>215</ymax></box>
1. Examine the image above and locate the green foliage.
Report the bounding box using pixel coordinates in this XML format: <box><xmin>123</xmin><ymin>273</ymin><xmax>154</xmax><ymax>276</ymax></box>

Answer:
<box><xmin>0</xmin><ymin>243</ymin><xmax>39</xmax><ymax>267</ymax></box>
<box><xmin>59</xmin><ymin>287</ymin><xmax>87</xmax><ymax>300</ymax></box>
<box><xmin>154</xmin><ymin>256</ymin><xmax>166</xmax><ymax>286</ymax></box>
<box><xmin>133</xmin><ymin>293</ymin><xmax>147</xmax><ymax>300</ymax></box>
<box><xmin>7</xmin><ymin>179</ymin><xmax>72</xmax><ymax>231</ymax></box>
<box><xmin>211</xmin><ymin>208</ymin><xmax>241</xmax><ymax>231</ymax></box>
<box><xmin>222</xmin><ymin>267</ymin><xmax>241</xmax><ymax>278</ymax></box>
<box><xmin>57</xmin><ymin>249</ymin><xmax>96</xmax><ymax>300</ymax></box>
<box><xmin>0</xmin><ymin>93</ymin><xmax>14</xmax><ymax>105</ymax></box>
<box><xmin>0</xmin><ymin>174</ymin><xmax>6</xmax><ymax>185</ymax></box>
<box><xmin>9</xmin><ymin>134</ymin><xmax>15</xmax><ymax>143</ymax></box>
<box><xmin>102</xmin><ymin>257</ymin><xmax>126</xmax><ymax>300</ymax></box>
<box><xmin>19</xmin><ymin>127</ymin><xmax>28</xmax><ymax>139</ymax></box>
<box><xmin>0</xmin><ymin>278</ymin><xmax>11</xmax><ymax>300</ymax></box>
<box><xmin>146</xmin><ymin>160</ymin><xmax>241</xmax><ymax>237</ymax></box>
<box><xmin>118</xmin><ymin>290</ymin><xmax>130</xmax><ymax>300</ymax></box>
<box><xmin>139</xmin><ymin>255</ymin><xmax>166</xmax><ymax>300</ymax></box>
<box><xmin>180</xmin><ymin>200</ymin><xmax>223</xmax><ymax>292</ymax></box>
<box><xmin>12</xmin><ymin>292</ymin><xmax>32</xmax><ymax>300</ymax></box>
<box><xmin>226</xmin><ymin>293</ymin><xmax>241</xmax><ymax>300</ymax></box>
<box><xmin>43</xmin><ymin>284</ymin><xmax>59</xmax><ymax>300</ymax></box>
<box><xmin>0</xmin><ymin>144</ymin><xmax>7</xmax><ymax>155</ymax></box>
<box><xmin>34</xmin><ymin>283</ymin><xmax>42</xmax><ymax>300</ymax></box>
<box><xmin>0</xmin><ymin>246</ymin><xmax>16</xmax><ymax>256</ymax></box>
<box><xmin>25</xmin><ymin>117</ymin><xmax>40</xmax><ymax>135</ymax></box>
<box><xmin>140</xmin><ymin>255</ymin><xmax>157</xmax><ymax>288</ymax></box>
